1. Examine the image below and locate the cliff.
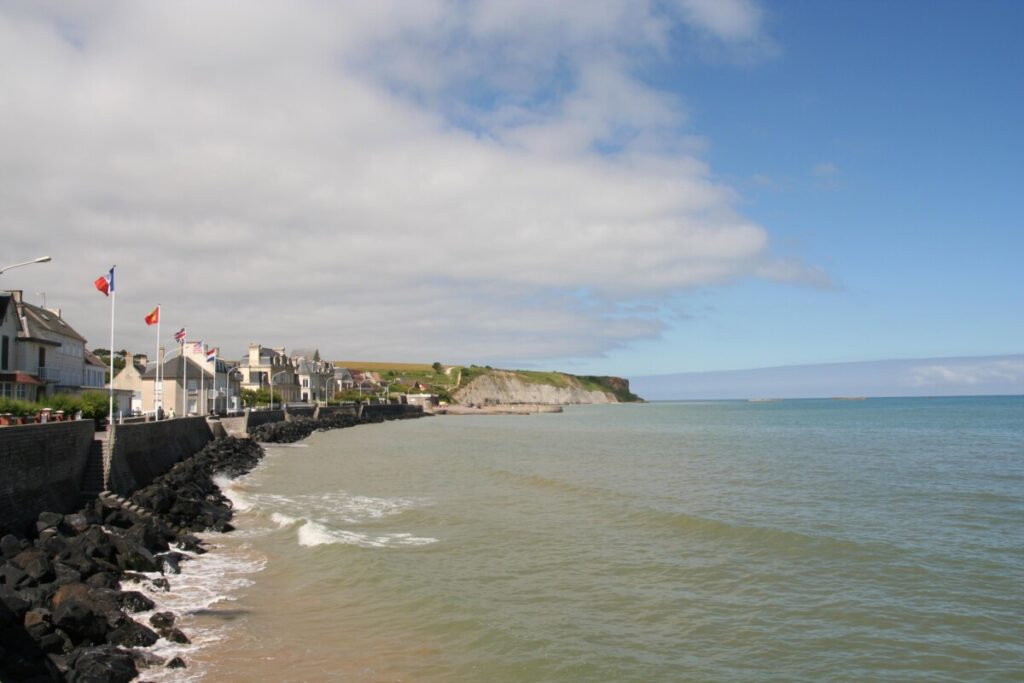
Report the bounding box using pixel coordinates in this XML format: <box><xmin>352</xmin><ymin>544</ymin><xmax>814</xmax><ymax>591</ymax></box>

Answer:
<box><xmin>453</xmin><ymin>370</ymin><xmax>639</xmax><ymax>406</ymax></box>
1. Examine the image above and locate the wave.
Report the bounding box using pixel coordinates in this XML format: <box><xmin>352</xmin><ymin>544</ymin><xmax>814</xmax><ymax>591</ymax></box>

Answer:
<box><xmin>296</xmin><ymin>519</ymin><xmax>437</xmax><ymax>548</ymax></box>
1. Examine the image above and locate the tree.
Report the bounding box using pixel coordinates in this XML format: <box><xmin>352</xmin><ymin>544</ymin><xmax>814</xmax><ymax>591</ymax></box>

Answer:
<box><xmin>432</xmin><ymin>362</ymin><xmax>443</xmax><ymax>374</ymax></box>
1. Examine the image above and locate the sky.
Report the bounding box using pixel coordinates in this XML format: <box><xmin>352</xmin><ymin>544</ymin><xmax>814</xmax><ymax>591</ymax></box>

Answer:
<box><xmin>1</xmin><ymin>1</ymin><xmax>1021</xmax><ymax>390</ymax></box>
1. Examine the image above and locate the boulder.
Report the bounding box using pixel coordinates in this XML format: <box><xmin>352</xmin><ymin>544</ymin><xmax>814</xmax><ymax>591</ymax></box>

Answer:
<box><xmin>105</xmin><ymin>616</ymin><xmax>158</xmax><ymax>648</ymax></box>
<box><xmin>149</xmin><ymin>611</ymin><xmax>175</xmax><ymax>629</ymax></box>
<box><xmin>119</xmin><ymin>591</ymin><xmax>155</xmax><ymax>613</ymax></box>
<box><xmin>50</xmin><ymin>583</ymin><xmax>118</xmax><ymax>646</ymax></box>
<box><xmin>66</xmin><ymin>645</ymin><xmax>137</xmax><ymax>683</ymax></box>
<box><xmin>12</xmin><ymin>548</ymin><xmax>56</xmax><ymax>584</ymax></box>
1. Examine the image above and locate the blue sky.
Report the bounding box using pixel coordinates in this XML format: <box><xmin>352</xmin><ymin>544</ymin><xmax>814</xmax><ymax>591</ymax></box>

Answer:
<box><xmin>1</xmin><ymin>1</ymin><xmax>1021</xmax><ymax>389</ymax></box>
<box><xmin>566</xmin><ymin>0</ymin><xmax>1024</xmax><ymax>376</ymax></box>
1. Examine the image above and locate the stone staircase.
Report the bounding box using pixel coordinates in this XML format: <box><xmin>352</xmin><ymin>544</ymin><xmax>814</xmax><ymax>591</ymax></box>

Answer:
<box><xmin>80</xmin><ymin>437</ymin><xmax>108</xmax><ymax>502</ymax></box>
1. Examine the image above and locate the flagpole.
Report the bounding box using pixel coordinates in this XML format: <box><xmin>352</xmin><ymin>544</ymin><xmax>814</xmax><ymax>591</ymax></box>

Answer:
<box><xmin>181</xmin><ymin>337</ymin><xmax>187</xmax><ymax>416</ymax></box>
<box><xmin>154</xmin><ymin>305</ymin><xmax>161</xmax><ymax>414</ymax></box>
<box><xmin>108</xmin><ymin>266</ymin><xmax>116</xmax><ymax>426</ymax></box>
<box><xmin>200</xmin><ymin>344</ymin><xmax>205</xmax><ymax>415</ymax></box>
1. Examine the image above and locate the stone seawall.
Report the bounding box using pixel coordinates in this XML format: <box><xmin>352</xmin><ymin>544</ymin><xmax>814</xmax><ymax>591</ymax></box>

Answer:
<box><xmin>107</xmin><ymin>417</ymin><xmax>213</xmax><ymax>497</ymax></box>
<box><xmin>0</xmin><ymin>421</ymin><xmax>95</xmax><ymax>537</ymax></box>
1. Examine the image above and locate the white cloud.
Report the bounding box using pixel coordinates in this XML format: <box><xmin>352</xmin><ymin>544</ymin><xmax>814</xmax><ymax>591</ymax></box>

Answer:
<box><xmin>910</xmin><ymin>359</ymin><xmax>1024</xmax><ymax>387</ymax></box>
<box><xmin>0</xmin><ymin>1</ymin><xmax>819</xmax><ymax>364</ymax></box>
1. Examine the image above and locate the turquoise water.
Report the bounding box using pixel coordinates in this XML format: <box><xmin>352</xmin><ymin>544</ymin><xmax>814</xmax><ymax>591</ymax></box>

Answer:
<box><xmin>160</xmin><ymin>397</ymin><xmax>1023</xmax><ymax>682</ymax></box>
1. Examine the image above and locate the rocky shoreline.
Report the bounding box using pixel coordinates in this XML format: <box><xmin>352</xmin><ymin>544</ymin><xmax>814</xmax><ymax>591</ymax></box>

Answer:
<box><xmin>0</xmin><ymin>409</ymin><xmax>421</xmax><ymax>682</ymax></box>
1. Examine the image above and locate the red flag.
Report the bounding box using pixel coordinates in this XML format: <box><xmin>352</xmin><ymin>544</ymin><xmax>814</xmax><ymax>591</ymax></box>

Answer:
<box><xmin>144</xmin><ymin>306</ymin><xmax>160</xmax><ymax>326</ymax></box>
<box><xmin>94</xmin><ymin>267</ymin><xmax>114</xmax><ymax>296</ymax></box>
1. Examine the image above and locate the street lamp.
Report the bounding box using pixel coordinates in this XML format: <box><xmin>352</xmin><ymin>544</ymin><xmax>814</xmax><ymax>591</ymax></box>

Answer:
<box><xmin>0</xmin><ymin>256</ymin><xmax>51</xmax><ymax>275</ymax></box>
<box><xmin>227</xmin><ymin>368</ymin><xmax>243</xmax><ymax>414</ymax></box>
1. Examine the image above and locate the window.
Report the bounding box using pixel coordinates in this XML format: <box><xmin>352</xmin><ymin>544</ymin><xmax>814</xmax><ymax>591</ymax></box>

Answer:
<box><xmin>302</xmin><ymin>378</ymin><xmax>309</xmax><ymax>387</ymax></box>
<box><xmin>16</xmin><ymin>384</ymin><xmax>26</xmax><ymax>400</ymax></box>
<box><xmin>0</xmin><ymin>382</ymin><xmax>11</xmax><ymax>398</ymax></box>
<box><xmin>1</xmin><ymin>335</ymin><xmax>8</xmax><ymax>370</ymax></box>
<box><xmin>38</xmin><ymin>347</ymin><xmax>46</xmax><ymax>368</ymax></box>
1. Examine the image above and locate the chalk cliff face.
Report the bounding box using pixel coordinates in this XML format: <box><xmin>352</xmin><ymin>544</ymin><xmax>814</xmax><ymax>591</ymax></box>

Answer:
<box><xmin>453</xmin><ymin>371</ymin><xmax>617</xmax><ymax>406</ymax></box>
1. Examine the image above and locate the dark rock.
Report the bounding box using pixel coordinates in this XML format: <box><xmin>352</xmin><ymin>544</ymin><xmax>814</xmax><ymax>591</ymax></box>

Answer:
<box><xmin>161</xmin><ymin>626</ymin><xmax>190</xmax><ymax>644</ymax></box>
<box><xmin>39</xmin><ymin>629</ymin><xmax>70</xmax><ymax>654</ymax></box>
<box><xmin>176</xmin><ymin>534</ymin><xmax>206</xmax><ymax>553</ymax></box>
<box><xmin>150</xmin><ymin>577</ymin><xmax>171</xmax><ymax>592</ymax></box>
<box><xmin>0</xmin><ymin>598</ymin><xmax>56</xmax><ymax>681</ymax></box>
<box><xmin>1</xmin><ymin>533</ymin><xmax>24</xmax><ymax>559</ymax></box>
<box><xmin>16</xmin><ymin>585</ymin><xmax>52</xmax><ymax>610</ymax></box>
<box><xmin>125</xmin><ymin>520</ymin><xmax>171</xmax><ymax>554</ymax></box>
<box><xmin>64</xmin><ymin>513</ymin><xmax>91</xmax><ymax>535</ymax></box>
<box><xmin>0</xmin><ymin>562</ymin><xmax>32</xmax><ymax>589</ymax></box>
<box><xmin>166</xmin><ymin>655</ymin><xmax>187</xmax><ymax>669</ymax></box>
<box><xmin>53</xmin><ymin>562</ymin><xmax>83</xmax><ymax>586</ymax></box>
<box><xmin>149</xmin><ymin>611</ymin><xmax>175</xmax><ymax>629</ymax></box>
<box><xmin>50</xmin><ymin>583</ymin><xmax>118</xmax><ymax>646</ymax></box>
<box><xmin>66</xmin><ymin>645</ymin><xmax>138</xmax><ymax>683</ymax></box>
<box><xmin>0</xmin><ymin>585</ymin><xmax>31</xmax><ymax>619</ymax></box>
<box><xmin>84</xmin><ymin>571</ymin><xmax>118</xmax><ymax>590</ymax></box>
<box><xmin>119</xmin><ymin>590</ymin><xmax>155</xmax><ymax>613</ymax></box>
<box><xmin>106</xmin><ymin>616</ymin><xmax>159</xmax><ymax>647</ymax></box>
<box><xmin>111</xmin><ymin>536</ymin><xmax>160</xmax><ymax>573</ymax></box>
<box><xmin>35</xmin><ymin>511</ymin><xmax>64</xmax><ymax>534</ymax></box>
<box><xmin>158</xmin><ymin>551</ymin><xmax>184</xmax><ymax>574</ymax></box>
<box><xmin>23</xmin><ymin>607</ymin><xmax>52</xmax><ymax>639</ymax></box>
<box><xmin>12</xmin><ymin>548</ymin><xmax>56</xmax><ymax>583</ymax></box>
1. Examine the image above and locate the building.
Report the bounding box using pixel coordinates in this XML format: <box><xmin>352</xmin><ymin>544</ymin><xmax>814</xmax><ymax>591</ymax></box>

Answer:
<box><xmin>111</xmin><ymin>353</ymin><xmax>150</xmax><ymax>414</ymax></box>
<box><xmin>180</xmin><ymin>342</ymin><xmax>241</xmax><ymax>413</ymax></box>
<box><xmin>140</xmin><ymin>347</ymin><xmax>214</xmax><ymax>416</ymax></box>
<box><xmin>237</xmin><ymin>344</ymin><xmax>299</xmax><ymax>404</ymax></box>
<box><xmin>290</xmin><ymin>348</ymin><xmax>335</xmax><ymax>403</ymax></box>
<box><xmin>333</xmin><ymin>367</ymin><xmax>354</xmax><ymax>392</ymax></box>
<box><xmin>0</xmin><ymin>293</ymin><xmax>44</xmax><ymax>401</ymax></box>
<box><xmin>0</xmin><ymin>290</ymin><xmax>98</xmax><ymax>400</ymax></box>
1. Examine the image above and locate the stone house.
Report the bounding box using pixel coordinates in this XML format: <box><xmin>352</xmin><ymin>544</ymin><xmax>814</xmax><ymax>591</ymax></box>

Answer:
<box><xmin>140</xmin><ymin>348</ymin><xmax>214</xmax><ymax>416</ymax></box>
<box><xmin>237</xmin><ymin>344</ymin><xmax>299</xmax><ymax>404</ymax></box>
<box><xmin>290</xmin><ymin>348</ymin><xmax>334</xmax><ymax>403</ymax></box>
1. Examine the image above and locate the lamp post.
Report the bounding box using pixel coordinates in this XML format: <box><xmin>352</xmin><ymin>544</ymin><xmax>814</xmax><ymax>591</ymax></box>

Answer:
<box><xmin>0</xmin><ymin>256</ymin><xmax>51</xmax><ymax>275</ymax></box>
<box><xmin>227</xmin><ymin>368</ymin><xmax>242</xmax><ymax>414</ymax></box>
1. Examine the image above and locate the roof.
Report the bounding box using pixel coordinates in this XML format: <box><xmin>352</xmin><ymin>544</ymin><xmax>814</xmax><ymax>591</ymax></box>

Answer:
<box><xmin>84</xmin><ymin>350</ymin><xmax>106</xmax><ymax>367</ymax></box>
<box><xmin>16</xmin><ymin>301</ymin><xmax>88</xmax><ymax>344</ymax></box>
<box><xmin>291</xmin><ymin>348</ymin><xmax>320</xmax><ymax>361</ymax></box>
<box><xmin>142</xmin><ymin>356</ymin><xmax>213</xmax><ymax>380</ymax></box>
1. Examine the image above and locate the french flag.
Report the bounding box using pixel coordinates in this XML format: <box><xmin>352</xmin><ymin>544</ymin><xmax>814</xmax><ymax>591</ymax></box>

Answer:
<box><xmin>93</xmin><ymin>267</ymin><xmax>114</xmax><ymax>296</ymax></box>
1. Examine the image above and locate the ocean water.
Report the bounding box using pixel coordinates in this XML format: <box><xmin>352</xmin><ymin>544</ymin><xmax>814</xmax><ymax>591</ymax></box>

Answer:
<box><xmin>139</xmin><ymin>397</ymin><xmax>1023</xmax><ymax>682</ymax></box>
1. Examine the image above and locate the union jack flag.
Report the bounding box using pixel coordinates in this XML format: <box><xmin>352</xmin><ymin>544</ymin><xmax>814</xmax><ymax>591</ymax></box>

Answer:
<box><xmin>174</xmin><ymin>328</ymin><xmax>186</xmax><ymax>343</ymax></box>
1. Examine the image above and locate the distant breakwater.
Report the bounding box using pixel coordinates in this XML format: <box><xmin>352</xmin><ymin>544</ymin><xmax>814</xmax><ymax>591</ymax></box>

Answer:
<box><xmin>0</xmin><ymin>407</ymin><xmax>425</xmax><ymax>681</ymax></box>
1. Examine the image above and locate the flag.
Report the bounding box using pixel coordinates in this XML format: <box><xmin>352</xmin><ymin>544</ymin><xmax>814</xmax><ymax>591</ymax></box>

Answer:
<box><xmin>144</xmin><ymin>306</ymin><xmax>160</xmax><ymax>326</ymax></box>
<box><xmin>192</xmin><ymin>341</ymin><xmax>204</xmax><ymax>353</ymax></box>
<box><xmin>206</xmin><ymin>347</ymin><xmax>217</xmax><ymax>363</ymax></box>
<box><xmin>93</xmin><ymin>267</ymin><xmax>114</xmax><ymax>296</ymax></box>
<box><xmin>174</xmin><ymin>328</ymin><xmax>186</xmax><ymax>343</ymax></box>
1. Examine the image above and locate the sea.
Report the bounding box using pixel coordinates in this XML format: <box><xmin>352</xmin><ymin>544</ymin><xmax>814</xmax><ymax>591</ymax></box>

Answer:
<box><xmin>134</xmin><ymin>397</ymin><xmax>1023</xmax><ymax>682</ymax></box>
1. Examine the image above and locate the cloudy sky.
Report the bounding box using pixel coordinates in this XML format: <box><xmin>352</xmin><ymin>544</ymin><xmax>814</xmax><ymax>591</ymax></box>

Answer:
<box><xmin>2</xmin><ymin>1</ymin><xmax>1021</xmax><ymax>383</ymax></box>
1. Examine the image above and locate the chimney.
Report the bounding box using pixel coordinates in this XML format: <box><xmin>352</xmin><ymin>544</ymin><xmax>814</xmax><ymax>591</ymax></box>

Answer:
<box><xmin>10</xmin><ymin>290</ymin><xmax>22</xmax><ymax>304</ymax></box>
<box><xmin>136</xmin><ymin>353</ymin><xmax>148</xmax><ymax>366</ymax></box>
<box><xmin>125</xmin><ymin>353</ymin><xmax>134</xmax><ymax>370</ymax></box>
<box><xmin>249</xmin><ymin>343</ymin><xmax>260</xmax><ymax>366</ymax></box>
